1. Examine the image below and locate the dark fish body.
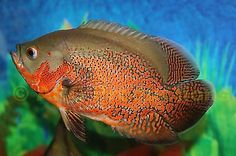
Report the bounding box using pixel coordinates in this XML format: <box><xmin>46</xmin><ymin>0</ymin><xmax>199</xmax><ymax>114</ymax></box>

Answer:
<box><xmin>11</xmin><ymin>20</ymin><xmax>214</xmax><ymax>144</ymax></box>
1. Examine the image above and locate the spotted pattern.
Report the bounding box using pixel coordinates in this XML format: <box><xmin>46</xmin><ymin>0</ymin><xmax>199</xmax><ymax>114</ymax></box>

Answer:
<box><xmin>163</xmin><ymin>80</ymin><xmax>213</xmax><ymax>132</ymax></box>
<box><xmin>61</xmin><ymin>47</ymin><xmax>185</xmax><ymax>142</ymax></box>
<box><xmin>37</xmin><ymin>46</ymin><xmax>212</xmax><ymax>143</ymax></box>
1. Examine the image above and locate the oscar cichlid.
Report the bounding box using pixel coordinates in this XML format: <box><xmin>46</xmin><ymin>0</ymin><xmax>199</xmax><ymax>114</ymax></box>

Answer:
<box><xmin>11</xmin><ymin>20</ymin><xmax>214</xmax><ymax>144</ymax></box>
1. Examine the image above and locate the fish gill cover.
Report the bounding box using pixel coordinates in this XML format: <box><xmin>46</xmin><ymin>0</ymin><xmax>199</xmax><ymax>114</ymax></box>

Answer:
<box><xmin>0</xmin><ymin>0</ymin><xmax>236</xmax><ymax>156</ymax></box>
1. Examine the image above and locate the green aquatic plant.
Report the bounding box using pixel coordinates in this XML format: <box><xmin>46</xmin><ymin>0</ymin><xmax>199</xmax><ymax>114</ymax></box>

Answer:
<box><xmin>81</xmin><ymin>12</ymin><xmax>89</xmax><ymax>24</ymax></box>
<box><xmin>127</xmin><ymin>20</ymin><xmax>139</xmax><ymax>30</ymax></box>
<box><xmin>0</xmin><ymin>56</ymin><xmax>60</xmax><ymax>156</ymax></box>
<box><xmin>60</xmin><ymin>12</ymin><xmax>89</xmax><ymax>30</ymax></box>
<box><xmin>184</xmin><ymin>88</ymin><xmax>236</xmax><ymax>156</ymax></box>
<box><xmin>182</xmin><ymin>41</ymin><xmax>236</xmax><ymax>156</ymax></box>
<box><xmin>193</xmin><ymin>41</ymin><xmax>236</xmax><ymax>91</ymax></box>
<box><xmin>0</xmin><ymin>96</ymin><xmax>21</xmax><ymax>156</ymax></box>
<box><xmin>0</xmin><ymin>56</ymin><xmax>29</xmax><ymax>155</ymax></box>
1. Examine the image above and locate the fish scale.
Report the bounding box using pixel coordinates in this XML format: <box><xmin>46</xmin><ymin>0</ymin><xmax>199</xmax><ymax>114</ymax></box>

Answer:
<box><xmin>62</xmin><ymin>47</ymin><xmax>181</xmax><ymax>142</ymax></box>
<box><xmin>11</xmin><ymin>20</ymin><xmax>213</xmax><ymax>144</ymax></box>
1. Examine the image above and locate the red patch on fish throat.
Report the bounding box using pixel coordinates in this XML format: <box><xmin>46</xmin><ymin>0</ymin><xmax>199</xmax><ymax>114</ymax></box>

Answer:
<box><xmin>11</xmin><ymin>52</ymin><xmax>71</xmax><ymax>94</ymax></box>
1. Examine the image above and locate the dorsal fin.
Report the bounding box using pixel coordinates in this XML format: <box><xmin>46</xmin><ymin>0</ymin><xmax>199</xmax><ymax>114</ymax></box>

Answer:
<box><xmin>79</xmin><ymin>20</ymin><xmax>150</xmax><ymax>40</ymax></box>
<box><xmin>59</xmin><ymin>108</ymin><xmax>86</xmax><ymax>142</ymax></box>
<box><xmin>154</xmin><ymin>37</ymin><xmax>200</xmax><ymax>85</ymax></box>
<box><xmin>78</xmin><ymin>20</ymin><xmax>169</xmax><ymax>83</ymax></box>
<box><xmin>78</xmin><ymin>21</ymin><xmax>199</xmax><ymax>84</ymax></box>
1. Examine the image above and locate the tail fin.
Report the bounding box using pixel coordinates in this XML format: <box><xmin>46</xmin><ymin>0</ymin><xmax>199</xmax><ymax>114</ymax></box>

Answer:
<box><xmin>167</xmin><ymin>80</ymin><xmax>214</xmax><ymax>132</ymax></box>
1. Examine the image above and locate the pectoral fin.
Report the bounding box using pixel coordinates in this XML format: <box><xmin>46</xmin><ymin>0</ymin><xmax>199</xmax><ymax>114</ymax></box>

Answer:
<box><xmin>59</xmin><ymin>108</ymin><xmax>86</xmax><ymax>142</ymax></box>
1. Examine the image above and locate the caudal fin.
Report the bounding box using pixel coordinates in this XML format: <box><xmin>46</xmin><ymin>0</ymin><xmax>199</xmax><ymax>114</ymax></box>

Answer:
<box><xmin>166</xmin><ymin>80</ymin><xmax>214</xmax><ymax>132</ymax></box>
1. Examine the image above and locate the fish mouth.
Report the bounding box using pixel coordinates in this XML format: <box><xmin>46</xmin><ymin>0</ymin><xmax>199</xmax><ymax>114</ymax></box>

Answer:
<box><xmin>10</xmin><ymin>44</ymin><xmax>23</xmax><ymax>67</ymax></box>
<box><xmin>10</xmin><ymin>51</ymin><xmax>22</xmax><ymax>67</ymax></box>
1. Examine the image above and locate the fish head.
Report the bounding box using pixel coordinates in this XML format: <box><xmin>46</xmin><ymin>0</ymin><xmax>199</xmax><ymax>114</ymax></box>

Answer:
<box><xmin>11</xmin><ymin>31</ymin><xmax>71</xmax><ymax>94</ymax></box>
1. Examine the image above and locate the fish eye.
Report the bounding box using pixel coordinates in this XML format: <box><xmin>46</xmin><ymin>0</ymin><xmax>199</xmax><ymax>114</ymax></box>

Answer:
<box><xmin>26</xmin><ymin>47</ymin><xmax>38</xmax><ymax>59</ymax></box>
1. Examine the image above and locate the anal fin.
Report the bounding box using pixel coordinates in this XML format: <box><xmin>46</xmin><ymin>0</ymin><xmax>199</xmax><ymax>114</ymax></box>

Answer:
<box><xmin>59</xmin><ymin>108</ymin><xmax>86</xmax><ymax>142</ymax></box>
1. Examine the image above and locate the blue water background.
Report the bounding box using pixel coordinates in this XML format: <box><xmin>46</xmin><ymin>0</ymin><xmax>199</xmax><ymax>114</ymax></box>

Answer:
<box><xmin>0</xmin><ymin>0</ymin><xmax>235</xmax><ymax>92</ymax></box>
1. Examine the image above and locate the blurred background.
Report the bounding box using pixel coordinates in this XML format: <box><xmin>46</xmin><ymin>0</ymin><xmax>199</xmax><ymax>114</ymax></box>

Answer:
<box><xmin>0</xmin><ymin>0</ymin><xmax>236</xmax><ymax>156</ymax></box>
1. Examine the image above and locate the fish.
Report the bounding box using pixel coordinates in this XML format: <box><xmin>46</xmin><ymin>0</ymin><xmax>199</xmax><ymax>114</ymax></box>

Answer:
<box><xmin>11</xmin><ymin>20</ymin><xmax>214</xmax><ymax>144</ymax></box>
